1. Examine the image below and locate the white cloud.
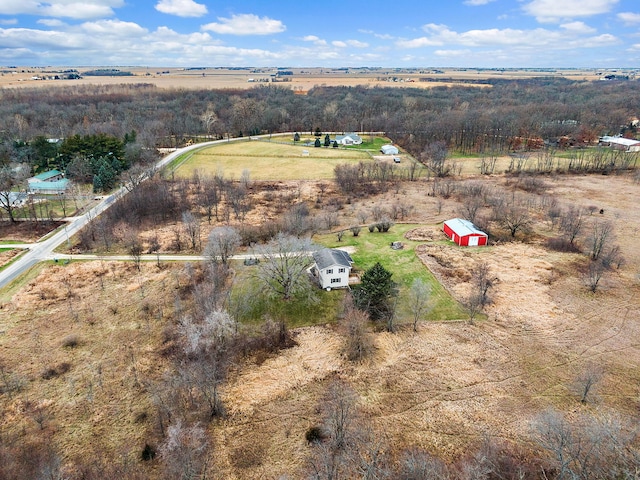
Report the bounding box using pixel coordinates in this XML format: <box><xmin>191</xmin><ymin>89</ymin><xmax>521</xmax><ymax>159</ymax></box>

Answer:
<box><xmin>358</xmin><ymin>29</ymin><xmax>394</xmax><ymax>40</ymax></box>
<box><xmin>0</xmin><ymin>23</ymin><xmax>280</xmax><ymax>66</ymax></box>
<box><xmin>397</xmin><ymin>22</ymin><xmax>619</xmax><ymax>52</ymax></box>
<box><xmin>522</xmin><ymin>0</ymin><xmax>619</xmax><ymax>23</ymax></box>
<box><xmin>434</xmin><ymin>49</ymin><xmax>473</xmax><ymax>57</ymax></box>
<box><xmin>560</xmin><ymin>21</ymin><xmax>596</xmax><ymax>33</ymax></box>
<box><xmin>574</xmin><ymin>33</ymin><xmax>617</xmax><ymax>47</ymax></box>
<box><xmin>80</xmin><ymin>19</ymin><xmax>147</xmax><ymax>37</ymax></box>
<box><xmin>346</xmin><ymin>39</ymin><xmax>368</xmax><ymax>48</ymax></box>
<box><xmin>202</xmin><ymin>14</ymin><xmax>285</xmax><ymax>35</ymax></box>
<box><xmin>0</xmin><ymin>0</ymin><xmax>123</xmax><ymax>19</ymax></box>
<box><xmin>618</xmin><ymin>12</ymin><xmax>640</xmax><ymax>26</ymax></box>
<box><xmin>463</xmin><ymin>0</ymin><xmax>496</xmax><ymax>5</ymax></box>
<box><xmin>302</xmin><ymin>35</ymin><xmax>327</xmax><ymax>46</ymax></box>
<box><xmin>38</xmin><ymin>19</ymin><xmax>66</xmax><ymax>27</ymax></box>
<box><xmin>155</xmin><ymin>0</ymin><xmax>207</xmax><ymax>18</ymax></box>
<box><xmin>0</xmin><ymin>27</ymin><xmax>88</xmax><ymax>50</ymax></box>
<box><xmin>396</xmin><ymin>37</ymin><xmax>442</xmax><ymax>48</ymax></box>
<box><xmin>332</xmin><ymin>39</ymin><xmax>368</xmax><ymax>48</ymax></box>
<box><xmin>0</xmin><ymin>18</ymin><xmax>18</xmax><ymax>25</ymax></box>
<box><xmin>0</xmin><ymin>0</ymin><xmax>47</xmax><ymax>15</ymax></box>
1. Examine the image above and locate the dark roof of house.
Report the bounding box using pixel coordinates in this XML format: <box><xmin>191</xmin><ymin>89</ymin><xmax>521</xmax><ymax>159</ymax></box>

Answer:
<box><xmin>312</xmin><ymin>248</ymin><xmax>353</xmax><ymax>270</ymax></box>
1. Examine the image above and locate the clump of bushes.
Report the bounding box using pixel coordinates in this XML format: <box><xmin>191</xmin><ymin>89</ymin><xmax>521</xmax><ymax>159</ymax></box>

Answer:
<box><xmin>61</xmin><ymin>334</ymin><xmax>80</xmax><ymax>349</ymax></box>
<box><xmin>305</xmin><ymin>425</ymin><xmax>326</xmax><ymax>444</ymax></box>
<box><xmin>40</xmin><ymin>362</ymin><xmax>71</xmax><ymax>380</ymax></box>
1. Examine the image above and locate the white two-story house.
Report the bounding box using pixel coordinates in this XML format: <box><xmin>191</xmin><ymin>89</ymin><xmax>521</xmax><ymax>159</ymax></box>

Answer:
<box><xmin>311</xmin><ymin>248</ymin><xmax>354</xmax><ymax>290</ymax></box>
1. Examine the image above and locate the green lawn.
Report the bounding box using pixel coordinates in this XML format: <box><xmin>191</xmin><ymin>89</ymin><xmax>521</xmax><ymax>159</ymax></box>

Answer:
<box><xmin>343</xmin><ymin>137</ymin><xmax>390</xmax><ymax>152</ymax></box>
<box><xmin>229</xmin><ymin>263</ymin><xmax>346</xmax><ymax>328</ymax></box>
<box><xmin>314</xmin><ymin>224</ymin><xmax>469</xmax><ymax>323</ymax></box>
<box><xmin>225</xmin><ymin>224</ymin><xmax>469</xmax><ymax>329</ymax></box>
<box><xmin>173</xmin><ymin>140</ymin><xmax>372</xmax><ymax>180</ymax></box>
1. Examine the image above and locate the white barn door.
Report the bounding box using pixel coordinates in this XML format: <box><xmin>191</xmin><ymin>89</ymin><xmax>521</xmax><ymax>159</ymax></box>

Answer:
<box><xmin>468</xmin><ymin>236</ymin><xmax>479</xmax><ymax>246</ymax></box>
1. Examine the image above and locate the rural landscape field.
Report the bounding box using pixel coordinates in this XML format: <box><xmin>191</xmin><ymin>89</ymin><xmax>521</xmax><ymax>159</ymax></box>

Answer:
<box><xmin>1</xmin><ymin>66</ymin><xmax>640</xmax><ymax>480</ymax></box>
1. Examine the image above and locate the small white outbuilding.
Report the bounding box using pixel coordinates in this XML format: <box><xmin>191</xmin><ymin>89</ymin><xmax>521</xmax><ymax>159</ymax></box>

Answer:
<box><xmin>380</xmin><ymin>144</ymin><xmax>399</xmax><ymax>155</ymax></box>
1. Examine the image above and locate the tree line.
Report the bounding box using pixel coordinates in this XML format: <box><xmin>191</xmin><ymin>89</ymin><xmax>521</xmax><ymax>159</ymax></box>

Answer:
<box><xmin>1</xmin><ymin>78</ymin><xmax>640</xmax><ymax>167</ymax></box>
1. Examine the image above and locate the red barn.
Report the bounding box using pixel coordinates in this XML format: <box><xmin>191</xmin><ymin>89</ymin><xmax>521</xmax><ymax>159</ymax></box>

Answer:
<box><xmin>443</xmin><ymin>218</ymin><xmax>488</xmax><ymax>247</ymax></box>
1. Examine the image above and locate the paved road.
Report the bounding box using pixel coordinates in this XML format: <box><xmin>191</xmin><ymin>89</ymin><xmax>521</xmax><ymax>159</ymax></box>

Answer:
<box><xmin>0</xmin><ymin>136</ymin><xmax>254</xmax><ymax>291</ymax></box>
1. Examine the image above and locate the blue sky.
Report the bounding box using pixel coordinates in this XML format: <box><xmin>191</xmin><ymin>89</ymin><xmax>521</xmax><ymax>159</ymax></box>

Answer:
<box><xmin>0</xmin><ymin>0</ymin><xmax>639</xmax><ymax>67</ymax></box>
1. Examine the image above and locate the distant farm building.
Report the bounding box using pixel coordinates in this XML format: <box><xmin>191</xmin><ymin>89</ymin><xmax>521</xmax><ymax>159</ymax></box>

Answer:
<box><xmin>311</xmin><ymin>248</ymin><xmax>354</xmax><ymax>290</ymax></box>
<box><xmin>27</xmin><ymin>169</ymin><xmax>69</xmax><ymax>194</ymax></box>
<box><xmin>380</xmin><ymin>144</ymin><xmax>399</xmax><ymax>155</ymax></box>
<box><xmin>335</xmin><ymin>133</ymin><xmax>362</xmax><ymax>145</ymax></box>
<box><xmin>443</xmin><ymin>218</ymin><xmax>488</xmax><ymax>247</ymax></box>
<box><xmin>599</xmin><ymin>136</ymin><xmax>640</xmax><ymax>152</ymax></box>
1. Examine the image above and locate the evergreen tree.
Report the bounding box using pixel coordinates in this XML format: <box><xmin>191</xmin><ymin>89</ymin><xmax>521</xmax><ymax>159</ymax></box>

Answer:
<box><xmin>294</xmin><ymin>132</ymin><xmax>300</xmax><ymax>143</ymax></box>
<box><xmin>353</xmin><ymin>262</ymin><xmax>397</xmax><ymax>323</ymax></box>
<box><xmin>92</xmin><ymin>158</ymin><xmax>117</xmax><ymax>192</ymax></box>
<box><xmin>324</xmin><ymin>134</ymin><xmax>331</xmax><ymax>147</ymax></box>
<box><xmin>314</xmin><ymin>138</ymin><xmax>321</xmax><ymax>148</ymax></box>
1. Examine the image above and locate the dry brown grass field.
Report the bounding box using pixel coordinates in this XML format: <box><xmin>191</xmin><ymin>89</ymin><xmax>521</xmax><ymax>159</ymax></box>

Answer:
<box><xmin>2</xmin><ymin>150</ymin><xmax>640</xmax><ymax>476</ymax></box>
<box><xmin>0</xmin><ymin>66</ymin><xmax>605</xmax><ymax>91</ymax></box>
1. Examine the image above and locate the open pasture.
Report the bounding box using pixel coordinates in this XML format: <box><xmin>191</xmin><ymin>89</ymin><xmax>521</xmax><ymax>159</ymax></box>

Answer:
<box><xmin>174</xmin><ymin>139</ymin><xmax>373</xmax><ymax>180</ymax></box>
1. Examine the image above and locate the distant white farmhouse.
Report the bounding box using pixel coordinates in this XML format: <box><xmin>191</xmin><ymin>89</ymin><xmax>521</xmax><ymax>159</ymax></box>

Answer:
<box><xmin>335</xmin><ymin>133</ymin><xmax>362</xmax><ymax>145</ymax></box>
<box><xmin>599</xmin><ymin>136</ymin><xmax>640</xmax><ymax>152</ymax></box>
<box><xmin>311</xmin><ymin>248</ymin><xmax>354</xmax><ymax>290</ymax></box>
<box><xmin>380</xmin><ymin>144</ymin><xmax>399</xmax><ymax>155</ymax></box>
<box><xmin>27</xmin><ymin>169</ymin><xmax>69</xmax><ymax>194</ymax></box>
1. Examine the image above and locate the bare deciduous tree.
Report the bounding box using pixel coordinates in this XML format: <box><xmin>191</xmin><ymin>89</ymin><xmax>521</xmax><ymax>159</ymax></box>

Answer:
<box><xmin>309</xmin><ymin>379</ymin><xmax>361</xmax><ymax>479</ymax></box>
<box><xmin>459</xmin><ymin>195</ymin><xmax>483</xmax><ymax>224</ymax></box>
<box><xmin>394</xmin><ymin>447</ymin><xmax>450</xmax><ymax>479</ymax></box>
<box><xmin>177</xmin><ymin>309</ymin><xmax>235</xmax><ymax>418</ymax></box>
<box><xmin>255</xmin><ymin>233</ymin><xmax>315</xmax><ymax>300</ymax></box>
<box><xmin>341</xmin><ymin>296</ymin><xmax>374</xmax><ymax>362</ymax></box>
<box><xmin>356</xmin><ymin>210</ymin><xmax>368</xmax><ymax>225</ymax></box>
<box><xmin>421</xmin><ymin>141</ymin><xmax>450</xmax><ymax>177</ymax></box>
<box><xmin>159</xmin><ymin>420</ymin><xmax>210</xmax><ymax>479</ymax></box>
<box><xmin>147</xmin><ymin>234</ymin><xmax>161</xmax><ymax>267</ymax></box>
<box><xmin>480</xmin><ymin>151</ymin><xmax>499</xmax><ymax>175</ymax></box>
<box><xmin>533</xmin><ymin>408</ymin><xmax>636</xmax><ymax>480</ymax></box>
<box><xmin>471</xmin><ymin>262</ymin><xmax>494</xmax><ymax>309</ymax></box>
<box><xmin>492</xmin><ymin>198</ymin><xmax>532</xmax><ymax>238</ymax></box>
<box><xmin>0</xmin><ymin>164</ymin><xmax>28</xmax><ymax>223</ymax></box>
<box><xmin>182</xmin><ymin>211</ymin><xmax>201</xmax><ymax>251</ymax></box>
<box><xmin>573</xmin><ymin>364</ymin><xmax>604</xmax><ymax>404</ymax></box>
<box><xmin>585</xmin><ymin>258</ymin><xmax>607</xmax><ymax>293</ymax></box>
<box><xmin>204</xmin><ymin>226</ymin><xmax>240</xmax><ymax>267</ymax></box>
<box><xmin>409</xmin><ymin>278</ymin><xmax>433</xmax><ymax>332</ymax></box>
<box><xmin>588</xmin><ymin>219</ymin><xmax>613</xmax><ymax>261</ymax></box>
<box><xmin>559</xmin><ymin>205</ymin><xmax>585</xmax><ymax>247</ymax></box>
<box><xmin>199</xmin><ymin>174</ymin><xmax>223</xmax><ymax>224</ymax></box>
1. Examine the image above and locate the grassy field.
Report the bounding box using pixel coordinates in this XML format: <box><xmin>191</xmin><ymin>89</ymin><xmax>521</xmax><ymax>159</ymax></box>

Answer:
<box><xmin>173</xmin><ymin>139</ymin><xmax>373</xmax><ymax>180</ymax></box>
<box><xmin>315</xmin><ymin>224</ymin><xmax>469</xmax><ymax>322</ymax></box>
<box><xmin>230</xmin><ymin>269</ymin><xmax>347</xmax><ymax>328</ymax></box>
